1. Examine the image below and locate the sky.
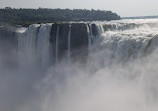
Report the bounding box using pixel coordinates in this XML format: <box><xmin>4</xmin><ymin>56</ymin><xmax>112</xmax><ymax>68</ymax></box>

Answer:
<box><xmin>0</xmin><ymin>0</ymin><xmax>158</xmax><ymax>17</ymax></box>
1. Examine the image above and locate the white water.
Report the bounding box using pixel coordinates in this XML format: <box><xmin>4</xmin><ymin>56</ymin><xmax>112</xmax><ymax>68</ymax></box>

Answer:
<box><xmin>37</xmin><ymin>24</ymin><xmax>52</xmax><ymax>67</ymax></box>
<box><xmin>97</xmin><ymin>19</ymin><xmax>158</xmax><ymax>62</ymax></box>
<box><xmin>17</xmin><ymin>24</ymin><xmax>40</xmax><ymax>65</ymax></box>
<box><xmin>67</xmin><ymin>25</ymin><xmax>71</xmax><ymax>61</ymax></box>
<box><xmin>87</xmin><ymin>24</ymin><xmax>92</xmax><ymax>51</ymax></box>
<box><xmin>1</xmin><ymin>19</ymin><xmax>158</xmax><ymax>111</ymax></box>
<box><xmin>55</xmin><ymin>26</ymin><xmax>59</xmax><ymax>63</ymax></box>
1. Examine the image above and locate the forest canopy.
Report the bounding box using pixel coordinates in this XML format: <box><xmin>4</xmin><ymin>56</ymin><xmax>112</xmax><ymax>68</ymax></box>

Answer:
<box><xmin>0</xmin><ymin>7</ymin><xmax>121</xmax><ymax>26</ymax></box>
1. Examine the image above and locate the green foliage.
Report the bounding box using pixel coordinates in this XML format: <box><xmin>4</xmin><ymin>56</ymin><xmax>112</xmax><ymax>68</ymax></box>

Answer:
<box><xmin>0</xmin><ymin>7</ymin><xmax>120</xmax><ymax>26</ymax></box>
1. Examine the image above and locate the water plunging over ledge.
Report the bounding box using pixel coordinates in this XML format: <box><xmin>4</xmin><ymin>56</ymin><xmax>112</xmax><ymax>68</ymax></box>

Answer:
<box><xmin>1</xmin><ymin>19</ymin><xmax>158</xmax><ymax>111</ymax></box>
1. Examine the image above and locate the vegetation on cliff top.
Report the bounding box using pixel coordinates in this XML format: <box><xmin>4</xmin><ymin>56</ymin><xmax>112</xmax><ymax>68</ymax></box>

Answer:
<box><xmin>0</xmin><ymin>7</ymin><xmax>120</xmax><ymax>26</ymax></box>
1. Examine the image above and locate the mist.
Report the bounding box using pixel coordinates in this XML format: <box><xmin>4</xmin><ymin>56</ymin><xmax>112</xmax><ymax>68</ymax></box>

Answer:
<box><xmin>1</xmin><ymin>47</ymin><xmax>158</xmax><ymax>111</ymax></box>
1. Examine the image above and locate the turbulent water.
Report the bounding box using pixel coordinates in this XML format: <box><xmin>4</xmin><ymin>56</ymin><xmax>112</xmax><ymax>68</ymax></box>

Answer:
<box><xmin>1</xmin><ymin>19</ymin><xmax>158</xmax><ymax>111</ymax></box>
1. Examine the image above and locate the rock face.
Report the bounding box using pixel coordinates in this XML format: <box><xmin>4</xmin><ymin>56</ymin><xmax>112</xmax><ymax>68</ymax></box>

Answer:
<box><xmin>71</xmin><ymin>23</ymin><xmax>88</xmax><ymax>48</ymax></box>
<box><xmin>50</xmin><ymin>23</ymin><xmax>70</xmax><ymax>61</ymax></box>
<box><xmin>70</xmin><ymin>23</ymin><xmax>88</xmax><ymax>63</ymax></box>
<box><xmin>50</xmin><ymin>23</ymin><xmax>94</xmax><ymax>63</ymax></box>
<box><xmin>91</xmin><ymin>24</ymin><xmax>98</xmax><ymax>36</ymax></box>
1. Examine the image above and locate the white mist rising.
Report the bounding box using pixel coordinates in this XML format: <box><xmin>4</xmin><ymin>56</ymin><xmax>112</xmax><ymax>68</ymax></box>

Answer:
<box><xmin>1</xmin><ymin>19</ymin><xmax>158</xmax><ymax>111</ymax></box>
<box><xmin>27</xmin><ymin>49</ymin><xmax>158</xmax><ymax>111</ymax></box>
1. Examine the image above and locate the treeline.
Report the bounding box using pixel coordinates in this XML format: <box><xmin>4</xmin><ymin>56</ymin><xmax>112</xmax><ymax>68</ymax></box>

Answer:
<box><xmin>0</xmin><ymin>7</ymin><xmax>120</xmax><ymax>26</ymax></box>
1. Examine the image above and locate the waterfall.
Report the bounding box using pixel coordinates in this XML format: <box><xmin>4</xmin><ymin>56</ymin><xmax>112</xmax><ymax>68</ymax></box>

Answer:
<box><xmin>2</xmin><ymin>19</ymin><xmax>158</xmax><ymax>111</ymax></box>
<box><xmin>37</xmin><ymin>24</ymin><xmax>52</xmax><ymax>67</ymax></box>
<box><xmin>67</xmin><ymin>25</ymin><xmax>71</xmax><ymax>61</ymax></box>
<box><xmin>17</xmin><ymin>24</ymin><xmax>40</xmax><ymax>64</ymax></box>
<box><xmin>26</xmin><ymin>24</ymin><xmax>40</xmax><ymax>60</ymax></box>
<box><xmin>98</xmin><ymin>20</ymin><xmax>158</xmax><ymax>62</ymax></box>
<box><xmin>87</xmin><ymin>24</ymin><xmax>92</xmax><ymax>51</ymax></box>
<box><xmin>55</xmin><ymin>26</ymin><xmax>60</xmax><ymax>62</ymax></box>
<box><xmin>96</xmin><ymin>24</ymin><xmax>104</xmax><ymax>36</ymax></box>
<box><xmin>15</xmin><ymin>19</ymin><xmax>158</xmax><ymax>65</ymax></box>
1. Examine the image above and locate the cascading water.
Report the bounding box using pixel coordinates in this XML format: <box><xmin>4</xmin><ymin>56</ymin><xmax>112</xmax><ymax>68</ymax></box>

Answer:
<box><xmin>98</xmin><ymin>19</ymin><xmax>158</xmax><ymax>62</ymax></box>
<box><xmin>37</xmin><ymin>24</ymin><xmax>52</xmax><ymax>67</ymax></box>
<box><xmin>17</xmin><ymin>24</ymin><xmax>40</xmax><ymax>65</ymax></box>
<box><xmin>55</xmin><ymin>26</ymin><xmax>59</xmax><ymax>63</ymax></box>
<box><xmin>1</xmin><ymin>19</ymin><xmax>158</xmax><ymax>111</ymax></box>
<box><xmin>87</xmin><ymin>24</ymin><xmax>92</xmax><ymax>51</ymax></box>
<box><xmin>96</xmin><ymin>24</ymin><xmax>104</xmax><ymax>35</ymax></box>
<box><xmin>67</xmin><ymin>25</ymin><xmax>71</xmax><ymax>61</ymax></box>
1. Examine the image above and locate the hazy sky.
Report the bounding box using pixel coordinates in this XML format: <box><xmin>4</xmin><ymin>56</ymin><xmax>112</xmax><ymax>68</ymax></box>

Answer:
<box><xmin>1</xmin><ymin>0</ymin><xmax>158</xmax><ymax>17</ymax></box>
